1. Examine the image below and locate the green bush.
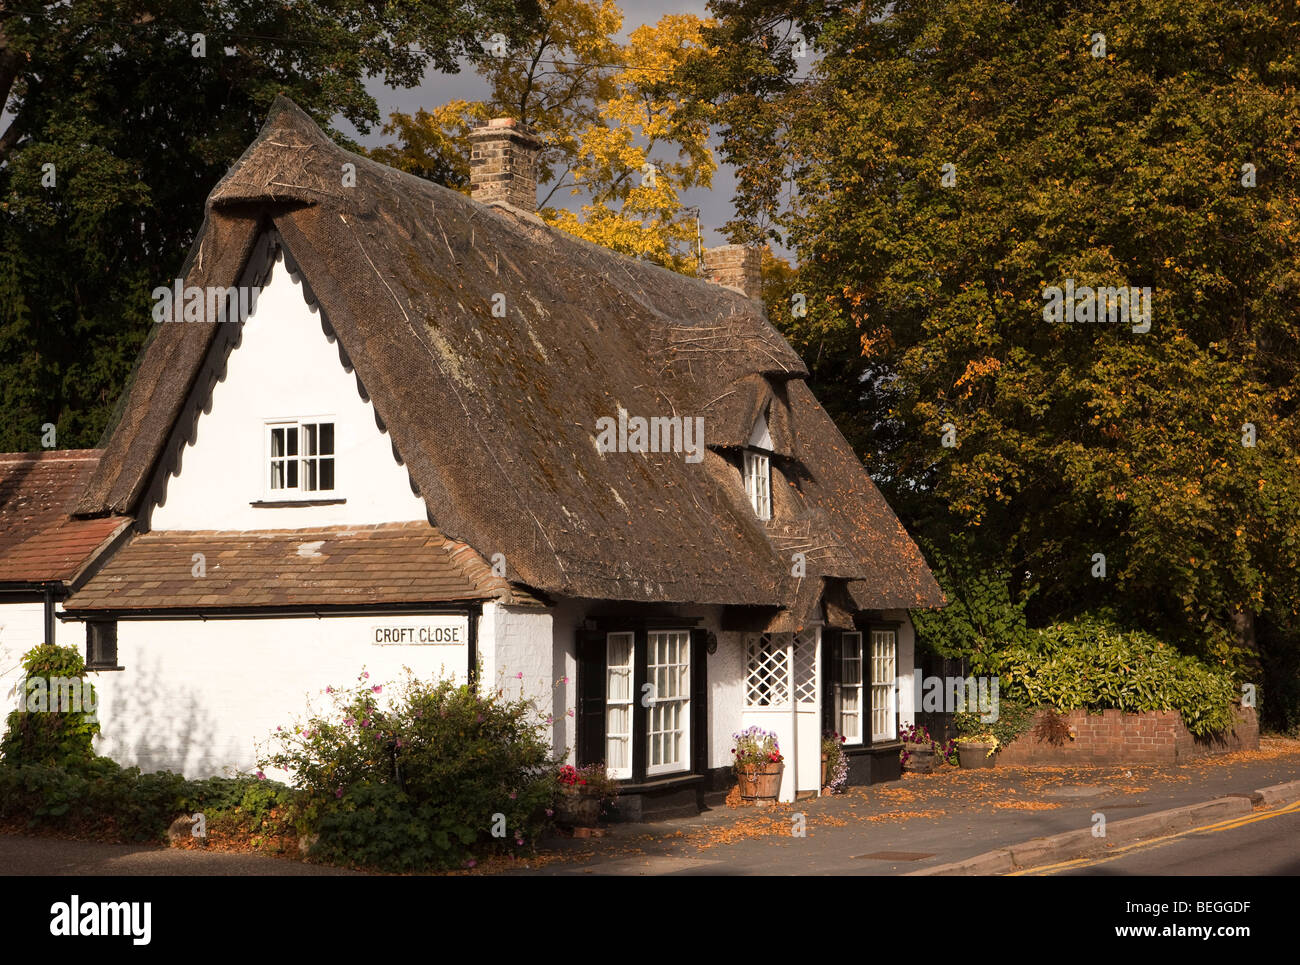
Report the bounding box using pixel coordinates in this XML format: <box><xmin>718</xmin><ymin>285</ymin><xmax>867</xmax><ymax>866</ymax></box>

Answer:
<box><xmin>954</xmin><ymin>695</ymin><xmax>1038</xmax><ymax>748</ymax></box>
<box><xmin>1</xmin><ymin>644</ymin><xmax>100</xmax><ymax>767</ymax></box>
<box><xmin>0</xmin><ymin>756</ymin><xmax>296</xmax><ymax>844</ymax></box>
<box><xmin>996</xmin><ymin>618</ymin><xmax>1239</xmax><ymax>737</ymax></box>
<box><xmin>0</xmin><ymin>756</ymin><xmax>186</xmax><ymax>841</ymax></box>
<box><xmin>181</xmin><ymin>775</ymin><xmax>299</xmax><ymax>839</ymax></box>
<box><xmin>260</xmin><ymin>671</ymin><xmax>559</xmax><ymax>871</ymax></box>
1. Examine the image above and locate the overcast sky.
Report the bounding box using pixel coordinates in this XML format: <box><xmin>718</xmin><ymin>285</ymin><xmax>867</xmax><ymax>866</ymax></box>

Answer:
<box><xmin>334</xmin><ymin>0</ymin><xmax>747</xmax><ymax>254</ymax></box>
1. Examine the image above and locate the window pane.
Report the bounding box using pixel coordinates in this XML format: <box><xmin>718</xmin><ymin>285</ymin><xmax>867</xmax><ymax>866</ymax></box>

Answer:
<box><xmin>286</xmin><ymin>427</ymin><xmax>298</xmax><ymax>457</ymax></box>
<box><xmin>319</xmin><ymin>458</ymin><xmax>335</xmax><ymax>491</ymax></box>
<box><xmin>320</xmin><ymin>422</ymin><xmax>334</xmax><ymax>455</ymax></box>
<box><xmin>646</xmin><ymin>631</ymin><xmax>689</xmax><ymax>773</ymax></box>
<box><xmin>303</xmin><ymin>423</ymin><xmax>318</xmax><ymax>457</ymax></box>
<box><xmin>303</xmin><ymin>457</ymin><xmax>318</xmax><ymax>491</ymax></box>
<box><xmin>606</xmin><ymin>633</ymin><xmax>635</xmax><ymax>778</ymax></box>
<box><xmin>271</xmin><ymin>427</ymin><xmax>285</xmax><ymax>458</ymax></box>
<box><xmin>287</xmin><ymin>459</ymin><xmax>298</xmax><ymax>488</ymax></box>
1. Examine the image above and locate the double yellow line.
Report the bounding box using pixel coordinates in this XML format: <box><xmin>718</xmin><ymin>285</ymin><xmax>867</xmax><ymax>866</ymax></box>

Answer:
<box><xmin>1009</xmin><ymin>799</ymin><xmax>1300</xmax><ymax>875</ymax></box>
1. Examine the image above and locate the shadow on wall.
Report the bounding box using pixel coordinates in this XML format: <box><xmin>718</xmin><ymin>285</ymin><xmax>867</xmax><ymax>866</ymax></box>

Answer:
<box><xmin>95</xmin><ymin>654</ymin><xmax>236</xmax><ymax>778</ymax></box>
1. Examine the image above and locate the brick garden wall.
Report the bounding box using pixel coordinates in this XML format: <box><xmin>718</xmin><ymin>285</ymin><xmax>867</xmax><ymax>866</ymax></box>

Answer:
<box><xmin>997</xmin><ymin>707</ymin><xmax>1258</xmax><ymax>766</ymax></box>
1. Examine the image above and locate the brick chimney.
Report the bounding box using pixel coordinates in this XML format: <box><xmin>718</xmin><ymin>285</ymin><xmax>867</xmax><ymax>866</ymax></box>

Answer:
<box><xmin>701</xmin><ymin>244</ymin><xmax>763</xmax><ymax>300</ymax></box>
<box><xmin>469</xmin><ymin>118</ymin><xmax>541</xmax><ymax>213</ymax></box>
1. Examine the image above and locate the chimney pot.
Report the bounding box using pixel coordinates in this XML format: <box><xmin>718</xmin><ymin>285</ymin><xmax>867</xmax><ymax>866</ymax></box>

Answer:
<box><xmin>702</xmin><ymin>244</ymin><xmax>763</xmax><ymax>300</ymax></box>
<box><xmin>469</xmin><ymin>118</ymin><xmax>541</xmax><ymax>213</ymax></box>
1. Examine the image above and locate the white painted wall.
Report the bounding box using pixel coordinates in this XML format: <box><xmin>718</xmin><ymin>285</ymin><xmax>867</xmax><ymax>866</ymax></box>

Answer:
<box><xmin>90</xmin><ymin>614</ymin><xmax>470</xmax><ymax>778</ymax></box>
<box><xmin>0</xmin><ymin>602</ymin><xmax>87</xmax><ymax>715</ymax></box>
<box><xmin>479</xmin><ymin>601</ymin><xmax>561</xmax><ymax>755</ymax></box>
<box><xmin>146</xmin><ymin>252</ymin><xmax>429</xmax><ymax>531</ymax></box>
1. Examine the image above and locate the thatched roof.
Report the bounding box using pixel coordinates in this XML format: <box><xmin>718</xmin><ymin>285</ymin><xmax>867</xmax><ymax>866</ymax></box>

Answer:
<box><xmin>74</xmin><ymin>97</ymin><xmax>941</xmax><ymax>616</ymax></box>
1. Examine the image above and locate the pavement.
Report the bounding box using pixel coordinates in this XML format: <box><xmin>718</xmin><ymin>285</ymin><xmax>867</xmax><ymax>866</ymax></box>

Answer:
<box><xmin>1</xmin><ymin>737</ymin><xmax>1297</xmax><ymax>876</ymax></box>
<box><xmin>502</xmin><ymin>736</ymin><xmax>1300</xmax><ymax>876</ymax></box>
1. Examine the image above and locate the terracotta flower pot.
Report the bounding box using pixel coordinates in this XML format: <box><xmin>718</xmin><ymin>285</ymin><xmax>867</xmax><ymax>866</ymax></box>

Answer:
<box><xmin>957</xmin><ymin>743</ymin><xmax>999</xmax><ymax>769</ymax></box>
<box><xmin>737</xmin><ymin>761</ymin><xmax>784</xmax><ymax>803</ymax></box>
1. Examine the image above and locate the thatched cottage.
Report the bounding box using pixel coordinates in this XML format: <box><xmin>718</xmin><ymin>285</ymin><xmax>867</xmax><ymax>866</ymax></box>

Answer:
<box><xmin>4</xmin><ymin>97</ymin><xmax>941</xmax><ymax>817</ymax></box>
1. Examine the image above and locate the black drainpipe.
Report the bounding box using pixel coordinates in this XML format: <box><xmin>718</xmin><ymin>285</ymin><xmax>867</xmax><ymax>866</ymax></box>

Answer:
<box><xmin>467</xmin><ymin>606</ymin><xmax>479</xmax><ymax>690</ymax></box>
<box><xmin>42</xmin><ymin>583</ymin><xmax>57</xmax><ymax>648</ymax></box>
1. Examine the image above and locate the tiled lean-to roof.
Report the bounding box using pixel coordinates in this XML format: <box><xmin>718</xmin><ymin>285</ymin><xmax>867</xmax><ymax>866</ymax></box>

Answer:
<box><xmin>0</xmin><ymin>451</ymin><xmax>128</xmax><ymax>585</ymax></box>
<box><xmin>64</xmin><ymin>522</ymin><xmax>537</xmax><ymax>612</ymax></box>
<box><xmin>71</xmin><ymin>97</ymin><xmax>942</xmax><ymax>619</ymax></box>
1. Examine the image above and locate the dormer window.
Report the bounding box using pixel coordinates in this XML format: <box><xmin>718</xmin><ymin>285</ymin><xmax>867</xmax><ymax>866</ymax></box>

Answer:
<box><xmin>744</xmin><ymin>408</ymin><xmax>773</xmax><ymax>520</ymax></box>
<box><xmin>267</xmin><ymin>419</ymin><xmax>335</xmax><ymax>496</ymax></box>
<box><xmin>744</xmin><ymin>450</ymin><xmax>771</xmax><ymax>520</ymax></box>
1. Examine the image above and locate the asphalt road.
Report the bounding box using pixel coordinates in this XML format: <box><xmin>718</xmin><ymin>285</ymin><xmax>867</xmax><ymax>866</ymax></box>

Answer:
<box><xmin>0</xmin><ymin>835</ymin><xmax>361</xmax><ymax>876</ymax></box>
<box><xmin>1051</xmin><ymin>805</ymin><xmax>1300</xmax><ymax>876</ymax></box>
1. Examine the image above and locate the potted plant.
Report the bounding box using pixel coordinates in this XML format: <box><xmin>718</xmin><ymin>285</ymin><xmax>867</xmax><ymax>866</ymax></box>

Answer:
<box><xmin>955</xmin><ymin>733</ymin><xmax>1000</xmax><ymax>769</ymax></box>
<box><xmin>554</xmin><ymin>763</ymin><xmax>618</xmax><ymax>828</ymax></box>
<box><xmin>732</xmin><ymin>726</ymin><xmax>784</xmax><ymax>804</ymax></box>
<box><xmin>821</xmin><ymin>732</ymin><xmax>849</xmax><ymax>793</ymax></box>
<box><xmin>900</xmin><ymin>723</ymin><xmax>939</xmax><ymax>773</ymax></box>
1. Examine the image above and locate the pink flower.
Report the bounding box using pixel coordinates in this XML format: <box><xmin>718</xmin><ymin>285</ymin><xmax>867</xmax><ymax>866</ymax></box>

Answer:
<box><xmin>372</xmin><ymin>685</ymin><xmax>382</xmax><ymax>693</ymax></box>
<box><xmin>509</xmin><ymin>791</ymin><xmax>517</xmax><ymax>799</ymax></box>
<box><xmin>256</xmin><ymin>770</ymin><xmax>266</xmax><ymax>780</ymax></box>
<box><xmin>362</xmin><ymin>671</ymin><xmax>369</xmax><ymax>679</ymax></box>
<box><xmin>335</xmin><ymin>787</ymin><xmax>343</xmax><ymax>798</ymax></box>
<box><xmin>466</xmin><ymin>859</ymin><xmax>477</xmax><ymax>868</ymax></box>
<box><xmin>325</xmin><ymin>686</ymin><xmax>334</xmax><ymax>694</ymax></box>
<box><xmin>516</xmin><ymin>672</ymin><xmax>524</xmax><ymax>679</ymax></box>
<box><xmin>545</xmin><ymin>808</ymin><xmax>554</xmax><ymax>817</ymax></box>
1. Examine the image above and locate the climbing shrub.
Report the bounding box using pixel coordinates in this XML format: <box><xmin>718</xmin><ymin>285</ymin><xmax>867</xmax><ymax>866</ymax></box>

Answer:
<box><xmin>0</xmin><ymin>644</ymin><xmax>100</xmax><ymax>768</ymax></box>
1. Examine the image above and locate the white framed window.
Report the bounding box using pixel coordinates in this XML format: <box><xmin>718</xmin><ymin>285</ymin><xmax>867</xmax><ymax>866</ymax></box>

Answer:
<box><xmin>266</xmin><ymin>420</ymin><xmax>336</xmax><ymax>497</ymax></box>
<box><xmin>871</xmin><ymin>629</ymin><xmax>898</xmax><ymax>741</ymax></box>
<box><xmin>744</xmin><ymin>449</ymin><xmax>771</xmax><ymax>520</ymax></box>
<box><xmin>838</xmin><ymin>631</ymin><xmax>863</xmax><ymax>745</ymax></box>
<box><xmin>605</xmin><ymin>632</ymin><xmax>635</xmax><ymax>780</ymax></box>
<box><xmin>646</xmin><ymin>630</ymin><xmax>690</xmax><ymax>776</ymax></box>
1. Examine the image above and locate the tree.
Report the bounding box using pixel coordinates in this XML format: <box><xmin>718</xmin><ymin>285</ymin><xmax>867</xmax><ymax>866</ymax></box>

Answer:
<box><xmin>372</xmin><ymin>1</ymin><xmax>717</xmax><ymax>271</ymax></box>
<box><xmin>695</xmin><ymin>0</ymin><xmax>1300</xmax><ymax>672</ymax></box>
<box><xmin>0</xmin><ymin>0</ymin><xmax>541</xmax><ymax>451</ymax></box>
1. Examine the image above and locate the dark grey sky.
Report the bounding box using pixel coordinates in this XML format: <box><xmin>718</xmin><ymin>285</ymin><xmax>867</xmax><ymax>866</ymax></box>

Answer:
<box><xmin>335</xmin><ymin>0</ymin><xmax>747</xmax><ymax>254</ymax></box>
